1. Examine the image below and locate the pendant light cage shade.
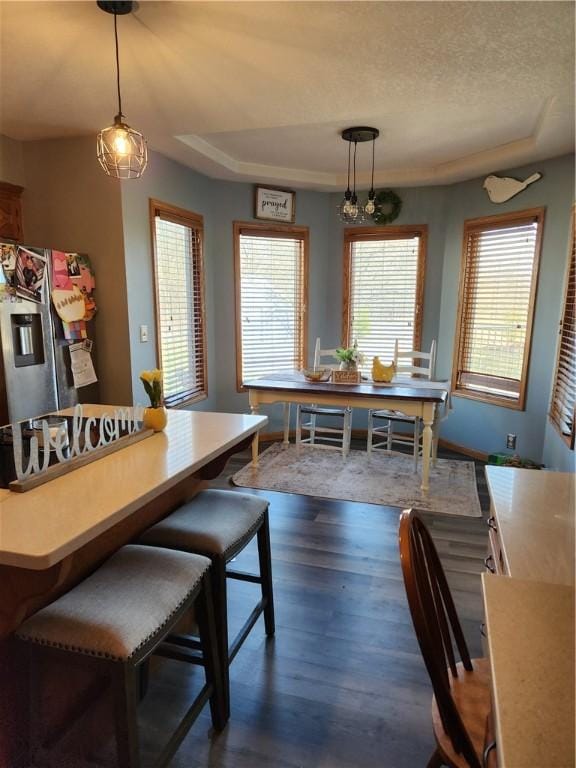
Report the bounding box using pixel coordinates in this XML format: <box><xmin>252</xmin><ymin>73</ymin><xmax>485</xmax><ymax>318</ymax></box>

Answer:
<box><xmin>337</xmin><ymin>197</ymin><xmax>366</xmax><ymax>224</ymax></box>
<box><xmin>97</xmin><ymin>118</ymin><xmax>147</xmax><ymax>179</ymax></box>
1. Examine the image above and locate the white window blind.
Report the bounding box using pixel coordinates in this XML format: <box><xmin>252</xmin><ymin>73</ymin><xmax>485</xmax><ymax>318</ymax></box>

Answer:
<box><xmin>344</xmin><ymin>229</ymin><xmax>426</xmax><ymax>367</ymax></box>
<box><xmin>152</xmin><ymin>203</ymin><xmax>207</xmax><ymax>407</ymax></box>
<box><xmin>549</xmin><ymin>211</ymin><xmax>575</xmax><ymax>447</ymax></box>
<box><xmin>236</xmin><ymin>225</ymin><xmax>307</xmax><ymax>385</ymax></box>
<box><xmin>454</xmin><ymin>210</ymin><xmax>543</xmax><ymax>408</ymax></box>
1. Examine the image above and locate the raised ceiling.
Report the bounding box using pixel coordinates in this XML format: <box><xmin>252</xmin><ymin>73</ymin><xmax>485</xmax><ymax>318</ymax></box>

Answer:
<box><xmin>0</xmin><ymin>1</ymin><xmax>573</xmax><ymax>189</ymax></box>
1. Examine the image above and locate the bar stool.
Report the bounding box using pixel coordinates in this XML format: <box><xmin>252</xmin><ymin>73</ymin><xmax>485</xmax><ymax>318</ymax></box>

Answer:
<box><xmin>137</xmin><ymin>489</ymin><xmax>275</xmax><ymax>717</ymax></box>
<box><xmin>16</xmin><ymin>545</ymin><xmax>226</xmax><ymax>768</ymax></box>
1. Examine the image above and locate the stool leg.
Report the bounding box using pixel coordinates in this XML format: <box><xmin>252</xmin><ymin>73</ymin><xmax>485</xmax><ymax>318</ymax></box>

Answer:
<box><xmin>114</xmin><ymin>663</ymin><xmax>140</xmax><ymax>768</ymax></box>
<box><xmin>210</xmin><ymin>555</ymin><xmax>231</xmax><ymax>720</ymax></box>
<box><xmin>257</xmin><ymin>511</ymin><xmax>275</xmax><ymax>637</ymax></box>
<box><xmin>196</xmin><ymin>573</ymin><xmax>228</xmax><ymax>731</ymax></box>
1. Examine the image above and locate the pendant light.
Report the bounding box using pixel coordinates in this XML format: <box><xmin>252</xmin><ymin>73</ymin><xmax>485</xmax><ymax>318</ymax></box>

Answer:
<box><xmin>96</xmin><ymin>1</ymin><xmax>147</xmax><ymax>179</ymax></box>
<box><xmin>337</xmin><ymin>127</ymin><xmax>379</xmax><ymax>223</ymax></box>
<box><xmin>364</xmin><ymin>134</ymin><xmax>377</xmax><ymax>216</ymax></box>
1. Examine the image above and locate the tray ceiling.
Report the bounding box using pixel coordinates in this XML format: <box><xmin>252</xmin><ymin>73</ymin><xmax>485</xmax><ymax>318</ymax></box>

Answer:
<box><xmin>0</xmin><ymin>0</ymin><xmax>573</xmax><ymax>188</ymax></box>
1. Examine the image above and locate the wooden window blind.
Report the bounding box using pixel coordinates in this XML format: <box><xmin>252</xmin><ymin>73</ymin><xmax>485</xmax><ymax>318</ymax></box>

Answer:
<box><xmin>452</xmin><ymin>208</ymin><xmax>544</xmax><ymax>410</ymax></box>
<box><xmin>549</xmin><ymin>208</ymin><xmax>575</xmax><ymax>447</ymax></box>
<box><xmin>150</xmin><ymin>200</ymin><xmax>207</xmax><ymax>407</ymax></box>
<box><xmin>234</xmin><ymin>222</ymin><xmax>308</xmax><ymax>389</ymax></box>
<box><xmin>342</xmin><ymin>226</ymin><xmax>427</xmax><ymax>367</ymax></box>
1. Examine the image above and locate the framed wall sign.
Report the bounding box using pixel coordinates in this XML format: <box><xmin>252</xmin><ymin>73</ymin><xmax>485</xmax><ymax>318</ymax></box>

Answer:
<box><xmin>254</xmin><ymin>186</ymin><xmax>296</xmax><ymax>223</ymax></box>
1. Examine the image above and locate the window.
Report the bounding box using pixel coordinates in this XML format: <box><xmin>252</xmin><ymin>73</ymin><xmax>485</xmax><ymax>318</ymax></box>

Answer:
<box><xmin>342</xmin><ymin>226</ymin><xmax>427</xmax><ymax>365</ymax></box>
<box><xmin>452</xmin><ymin>208</ymin><xmax>544</xmax><ymax>409</ymax></box>
<box><xmin>549</xmin><ymin>208</ymin><xmax>575</xmax><ymax>447</ymax></box>
<box><xmin>150</xmin><ymin>199</ymin><xmax>207</xmax><ymax>407</ymax></box>
<box><xmin>234</xmin><ymin>222</ymin><xmax>308</xmax><ymax>388</ymax></box>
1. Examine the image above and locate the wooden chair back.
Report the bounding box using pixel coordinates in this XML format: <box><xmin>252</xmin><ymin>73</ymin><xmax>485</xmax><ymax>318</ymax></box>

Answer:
<box><xmin>394</xmin><ymin>339</ymin><xmax>436</xmax><ymax>379</ymax></box>
<box><xmin>312</xmin><ymin>337</ymin><xmax>339</xmax><ymax>370</ymax></box>
<box><xmin>398</xmin><ymin>509</ymin><xmax>481</xmax><ymax>768</ymax></box>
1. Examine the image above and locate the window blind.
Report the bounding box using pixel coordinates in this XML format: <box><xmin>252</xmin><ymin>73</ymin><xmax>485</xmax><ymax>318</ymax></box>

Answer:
<box><xmin>152</xmin><ymin>203</ymin><xmax>207</xmax><ymax>407</ymax></box>
<box><xmin>549</xmin><ymin>211</ymin><xmax>575</xmax><ymax>447</ymax></box>
<box><xmin>236</xmin><ymin>226</ymin><xmax>307</xmax><ymax>385</ymax></box>
<box><xmin>344</xmin><ymin>229</ymin><xmax>426</xmax><ymax>367</ymax></box>
<box><xmin>453</xmin><ymin>210</ymin><xmax>543</xmax><ymax>408</ymax></box>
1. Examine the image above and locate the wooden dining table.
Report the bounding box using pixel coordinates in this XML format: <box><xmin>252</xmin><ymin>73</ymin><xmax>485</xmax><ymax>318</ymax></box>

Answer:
<box><xmin>244</xmin><ymin>371</ymin><xmax>449</xmax><ymax>493</ymax></box>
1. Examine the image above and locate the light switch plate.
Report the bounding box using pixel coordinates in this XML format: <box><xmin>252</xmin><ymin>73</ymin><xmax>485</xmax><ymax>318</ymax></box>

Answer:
<box><xmin>140</xmin><ymin>324</ymin><xmax>148</xmax><ymax>343</ymax></box>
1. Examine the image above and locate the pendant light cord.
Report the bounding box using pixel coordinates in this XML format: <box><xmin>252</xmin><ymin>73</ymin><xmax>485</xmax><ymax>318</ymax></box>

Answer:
<box><xmin>114</xmin><ymin>13</ymin><xmax>123</xmax><ymax>118</ymax></box>
<box><xmin>370</xmin><ymin>137</ymin><xmax>375</xmax><ymax>193</ymax></box>
<box><xmin>346</xmin><ymin>140</ymin><xmax>351</xmax><ymax>193</ymax></box>
<box><xmin>352</xmin><ymin>141</ymin><xmax>358</xmax><ymax>197</ymax></box>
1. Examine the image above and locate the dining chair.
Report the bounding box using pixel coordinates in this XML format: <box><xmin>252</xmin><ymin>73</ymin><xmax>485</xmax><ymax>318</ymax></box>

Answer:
<box><xmin>295</xmin><ymin>337</ymin><xmax>352</xmax><ymax>457</ymax></box>
<box><xmin>398</xmin><ymin>509</ymin><xmax>491</xmax><ymax>768</ymax></box>
<box><xmin>367</xmin><ymin>339</ymin><xmax>436</xmax><ymax>469</ymax></box>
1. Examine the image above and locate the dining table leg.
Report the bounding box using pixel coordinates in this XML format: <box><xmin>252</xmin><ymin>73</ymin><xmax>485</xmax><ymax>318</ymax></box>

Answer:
<box><xmin>283</xmin><ymin>402</ymin><xmax>291</xmax><ymax>445</ymax></box>
<box><xmin>420</xmin><ymin>404</ymin><xmax>435</xmax><ymax>493</ymax></box>
<box><xmin>250</xmin><ymin>400</ymin><xmax>260</xmax><ymax>466</ymax></box>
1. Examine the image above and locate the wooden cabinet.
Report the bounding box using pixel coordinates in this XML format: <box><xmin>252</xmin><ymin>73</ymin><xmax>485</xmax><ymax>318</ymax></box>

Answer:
<box><xmin>0</xmin><ymin>182</ymin><xmax>24</xmax><ymax>242</ymax></box>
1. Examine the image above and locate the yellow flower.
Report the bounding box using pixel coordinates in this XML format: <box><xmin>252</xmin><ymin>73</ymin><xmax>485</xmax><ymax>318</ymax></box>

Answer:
<box><xmin>140</xmin><ymin>369</ymin><xmax>163</xmax><ymax>383</ymax></box>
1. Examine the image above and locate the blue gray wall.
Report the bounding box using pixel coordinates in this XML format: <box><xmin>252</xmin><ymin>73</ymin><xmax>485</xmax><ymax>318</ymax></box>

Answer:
<box><xmin>120</xmin><ymin>151</ymin><xmax>333</xmax><ymax>428</ymax></box>
<box><xmin>119</xmin><ymin>149</ymin><xmax>575</xmax><ymax>467</ymax></box>
<box><xmin>437</xmin><ymin>155</ymin><xmax>574</xmax><ymax>466</ymax></box>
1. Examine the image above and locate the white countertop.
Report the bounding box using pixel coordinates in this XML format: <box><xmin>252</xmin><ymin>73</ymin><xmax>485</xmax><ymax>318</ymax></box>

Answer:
<box><xmin>485</xmin><ymin>465</ymin><xmax>575</xmax><ymax>586</ymax></box>
<box><xmin>482</xmin><ymin>574</ymin><xmax>575</xmax><ymax>768</ymax></box>
<box><xmin>0</xmin><ymin>407</ymin><xmax>267</xmax><ymax>570</ymax></box>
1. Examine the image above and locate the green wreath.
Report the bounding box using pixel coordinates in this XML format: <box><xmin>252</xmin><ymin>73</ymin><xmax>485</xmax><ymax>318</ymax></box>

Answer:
<box><xmin>371</xmin><ymin>189</ymin><xmax>402</xmax><ymax>225</ymax></box>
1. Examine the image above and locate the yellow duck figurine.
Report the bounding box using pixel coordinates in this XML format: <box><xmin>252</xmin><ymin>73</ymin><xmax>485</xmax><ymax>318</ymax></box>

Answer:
<box><xmin>372</xmin><ymin>356</ymin><xmax>396</xmax><ymax>383</ymax></box>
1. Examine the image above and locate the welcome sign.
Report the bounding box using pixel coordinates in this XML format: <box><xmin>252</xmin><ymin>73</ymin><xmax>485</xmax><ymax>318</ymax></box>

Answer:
<box><xmin>9</xmin><ymin>404</ymin><xmax>150</xmax><ymax>492</ymax></box>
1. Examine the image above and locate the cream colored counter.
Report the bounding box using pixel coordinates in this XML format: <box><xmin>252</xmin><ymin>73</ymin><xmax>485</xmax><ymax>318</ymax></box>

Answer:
<box><xmin>485</xmin><ymin>466</ymin><xmax>575</xmax><ymax>586</ymax></box>
<box><xmin>482</xmin><ymin>574</ymin><xmax>575</xmax><ymax>768</ymax></box>
<box><xmin>0</xmin><ymin>407</ymin><xmax>267</xmax><ymax>570</ymax></box>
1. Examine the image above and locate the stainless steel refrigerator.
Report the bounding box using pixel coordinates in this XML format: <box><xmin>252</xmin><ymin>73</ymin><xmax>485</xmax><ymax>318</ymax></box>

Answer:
<box><xmin>0</xmin><ymin>244</ymin><xmax>97</xmax><ymax>425</ymax></box>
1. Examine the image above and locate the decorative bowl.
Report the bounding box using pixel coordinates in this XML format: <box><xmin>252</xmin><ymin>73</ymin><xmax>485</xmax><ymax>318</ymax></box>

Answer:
<box><xmin>302</xmin><ymin>368</ymin><xmax>332</xmax><ymax>383</ymax></box>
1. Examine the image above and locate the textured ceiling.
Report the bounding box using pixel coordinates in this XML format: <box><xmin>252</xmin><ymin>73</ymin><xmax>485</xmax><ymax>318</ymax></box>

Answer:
<box><xmin>0</xmin><ymin>1</ymin><xmax>573</xmax><ymax>189</ymax></box>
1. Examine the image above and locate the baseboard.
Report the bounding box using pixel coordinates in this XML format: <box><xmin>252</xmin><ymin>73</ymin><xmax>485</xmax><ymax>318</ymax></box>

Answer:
<box><xmin>261</xmin><ymin>430</ymin><xmax>488</xmax><ymax>462</ymax></box>
<box><xmin>438</xmin><ymin>438</ymin><xmax>488</xmax><ymax>462</ymax></box>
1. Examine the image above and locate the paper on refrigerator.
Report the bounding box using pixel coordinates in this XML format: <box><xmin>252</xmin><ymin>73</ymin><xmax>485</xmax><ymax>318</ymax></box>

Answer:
<box><xmin>69</xmin><ymin>341</ymin><xmax>98</xmax><ymax>388</ymax></box>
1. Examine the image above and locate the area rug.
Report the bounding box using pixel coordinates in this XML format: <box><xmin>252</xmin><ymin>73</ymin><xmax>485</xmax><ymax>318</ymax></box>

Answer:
<box><xmin>232</xmin><ymin>443</ymin><xmax>482</xmax><ymax>518</ymax></box>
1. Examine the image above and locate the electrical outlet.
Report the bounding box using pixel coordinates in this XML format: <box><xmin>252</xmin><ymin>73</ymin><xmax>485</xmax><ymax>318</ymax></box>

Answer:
<box><xmin>506</xmin><ymin>433</ymin><xmax>517</xmax><ymax>450</ymax></box>
<box><xmin>140</xmin><ymin>324</ymin><xmax>148</xmax><ymax>343</ymax></box>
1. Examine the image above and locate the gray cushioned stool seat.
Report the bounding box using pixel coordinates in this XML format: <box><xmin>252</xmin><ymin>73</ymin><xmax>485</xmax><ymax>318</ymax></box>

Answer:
<box><xmin>16</xmin><ymin>545</ymin><xmax>211</xmax><ymax>661</ymax></box>
<box><xmin>138</xmin><ymin>490</ymin><xmax>269</xmax><ymax>560</ymax></box>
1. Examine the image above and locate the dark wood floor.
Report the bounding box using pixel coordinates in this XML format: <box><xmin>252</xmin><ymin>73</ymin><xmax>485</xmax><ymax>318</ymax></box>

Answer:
<box><xmin>137</xmin><ymin>443</ymin><xmax>488</xmax><ymax>768</ymax></box>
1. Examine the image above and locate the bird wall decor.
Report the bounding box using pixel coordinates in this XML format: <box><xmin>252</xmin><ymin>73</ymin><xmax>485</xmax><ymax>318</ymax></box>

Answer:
<box><xmin>482</xmin><ymin>172</ymin><xmax>542</xmax><ymax>204</ymax></box>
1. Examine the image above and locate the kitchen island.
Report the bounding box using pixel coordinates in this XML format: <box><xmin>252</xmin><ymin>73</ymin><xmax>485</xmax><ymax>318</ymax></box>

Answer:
<box><xmin>0</xmin><ymin>405</ymin><xmax>267</xmax><ymax>767</ymax></box>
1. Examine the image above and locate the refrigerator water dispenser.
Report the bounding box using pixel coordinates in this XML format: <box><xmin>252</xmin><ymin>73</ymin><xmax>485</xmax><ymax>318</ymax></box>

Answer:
<box><xmin>11</xmin><ymin>314</ymin><xmax>45</xmax><ymax>367</ymax></box>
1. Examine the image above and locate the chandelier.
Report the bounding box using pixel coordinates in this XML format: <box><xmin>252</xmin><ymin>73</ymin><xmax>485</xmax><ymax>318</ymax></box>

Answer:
<box><xmin>337</xmin><ymin>127</ymin><xmax>379</xmax><ymax>224</ymax></box>
<box><xmin>96</xmin><ymin>1</ymin><xmax>147</xmax><ymax>179</ymax></box>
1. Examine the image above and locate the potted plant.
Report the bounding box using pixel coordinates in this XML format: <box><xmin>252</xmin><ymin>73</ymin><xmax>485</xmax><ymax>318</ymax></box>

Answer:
<box><xmin>140</xmin><ymin>369</ymin><xmax>167</xmax><ymax>431</ymax></box>
<box><xmin>334</xmin><ymin>342</ymin><xmax>365</xmax><ymax>371</ymax></box>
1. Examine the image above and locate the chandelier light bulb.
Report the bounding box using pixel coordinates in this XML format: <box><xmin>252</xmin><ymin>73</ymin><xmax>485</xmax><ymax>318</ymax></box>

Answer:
<box><xmin>365</xmin><ymin>193</ymin><xmax>376</xmax><ymax>215</ymax></box>
<box><xmin>111</xmin><ymin>126</ymin><xmax>130</xmax><ymax>156</ymax></box>
<box><xmin>343</xmin><ymin>199</ymin><xmax>353</xmax><ymax>215</ymax></box>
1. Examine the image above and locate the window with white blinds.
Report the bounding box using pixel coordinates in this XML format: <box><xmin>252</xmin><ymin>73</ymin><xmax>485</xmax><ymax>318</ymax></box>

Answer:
<box><xmin>343</xmin><ymin>227</ymin><xmax>427</xmax><ymax>367</ymax></box>
<box><xmin>549</xmin><ymin>209</ymin><xmax>575</xmax><ymax>448</ymax></box>
<box><xmin>151</xmin><ymin>200</ymin><xmax>207</xmax><ymax>407</ymax></box>
<box><xmin>452</xmin><ymin>209</ymin><xmax>544</xmax><ymax>409</ymax></box>
<box><xmin>234</xmin><ymin>223</ymin><xmax>308</xmax><ymax>388</ymax></box>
